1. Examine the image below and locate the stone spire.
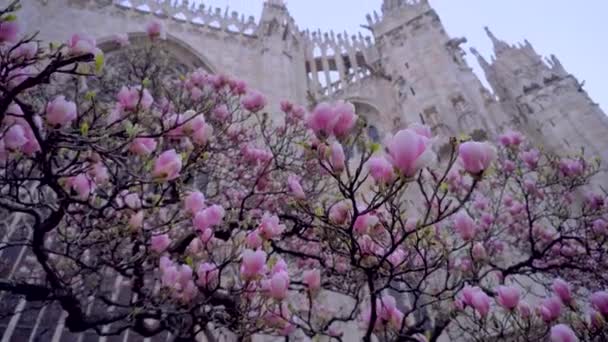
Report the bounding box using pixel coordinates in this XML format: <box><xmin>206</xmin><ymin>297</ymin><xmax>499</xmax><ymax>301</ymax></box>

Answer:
<box><xmin>381</xmin><ymin>0</ymin><xmax>429</xmax><ymax>14</ymax></box>
<box><xmin>484</xmin><ymin>27</ymin><xmax>510</xmax><ymax>55</ymax></box>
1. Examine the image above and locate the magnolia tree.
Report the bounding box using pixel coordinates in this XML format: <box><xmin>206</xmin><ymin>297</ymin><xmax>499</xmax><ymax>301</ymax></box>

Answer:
<box><xmin>0</xmin><ymin>2</ymin><xmax>607</xmax><ymax>341</ymax></box>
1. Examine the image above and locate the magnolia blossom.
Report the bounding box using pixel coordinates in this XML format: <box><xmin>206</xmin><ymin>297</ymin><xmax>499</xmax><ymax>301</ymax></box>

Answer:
<box><xmin>193</xmin><ymin>205</ymin><xmax>225</xmax><ymax>231</ymax></box>
<box><xmin>46</xmin><ymin>96</ymin><xmax>77</xmax><ymax>127</ymax></box>
<box><xmin>303</xmin><ymin>269</ymin><xmax>321</xmax><ymax>291</ymax></box>
<box><xmin>461</xmin><ymin>286</ymin><xmax>490</xmax><ymax>317</ymax></box>
<box><xmin>459</xmin><ymin>141</ymin><xmax>496</xmax><ymax>174</ymax></box>
<box><xmin>552</xmin><ymin>279</ymin><xmax>572</xmax><ymax>304</ymax></box>
<box><xmin>409</xmin><ymin>123</ymin><xmax>432</xmax><ymax>139</ymax></box>
<box><xmin>499</xmin><ymin>130</ymin><xmax>524</xmax><ymax>147</ymax></box>
<box><xmin>472</xmin><ymin>242</ymin><xmax>487</xmax><ymax>261</ymax></box>
<box><xmin>550</xmin><ymin>324</ymin><xmax>578</xmax><ymax>342</ymax></box>
<box><xmin>66</xmin><ymin>174</ymin><xmax>95</xmax><ymax>200</ymax></box>
<box><xmin>362</xmin><ymin>295</ymin><xmax>404</xmax><ymax>331</ymax></box>
<box><xmin>496</xmin><ymin>285</ymin><xmax>520</xmax><ymax>310</ymax></box>
<box><xmin>590</xmin><ymin>291</ymin><xmax>608</xmax><ymax>315</ymax></box>
<box><xmin>521</xmin><ymin>149</ymin><xmax>540</xmax><ymax>169</ymax></box>
<box><xmin>184</xmin><ymin>191</ymin><xmax>206</xmax><ymax>216</ymax></box>
<box><xmin>117</xmin><ymin>86</ymin><xmax>153</xmax><ymax>111</ymax></box>
<box><xmin>258</xmin><ymin>213</ymin><xmax>285</xmax><ymax>240</ymax></box>
<box><xmin>151</xmin><ymin>234</ymin><xmax>171</xmax><ymax>253</ymax></box>
<box><xmin>129</xmin><ymin>138</ymin><xmax>157</xmax><ymax>155</ymax></box>
<box><xmin>146</xmin><ymin>20</ymin><xmax>165</xmax><ymax>40</ymax></box>
<box><xmin>4</xmin><ymin>124</ymin><xmax>27</xmax><ymax>150</ymax></box>
<box><xmin>287</xmin><ymin>175</ymin><xmax>306</xmax><ymax>199</ymax></box>
<box><xmin>67</xmin><ymin>33</ymin><xmax>97</xmax><ymax>55</ymax></box>
<box><xmin>330</xmin><ymin>141</ymin><xmax>345</xmax><ymax>172</ymax></box>
<box><xmin>540</xmin><ymin>296</ymin><xmax>562</xmax><ymax>322</ymax></box>
<box><xmin>386</xmin><ymin>129</ymin><xmax>430</xmax><ymax>177</ymax></box>
<box><xmin>354</xmin><ymin>212</ymin><xmax>379</xmax><ymax>235</ymax></box>
<box><xmin>329</xmin><ymin>201</ymin><xmax>349</xmax><ymax>225</ymax></box>
<box><xmin>113</xmin><ymin>33</ymin><xmax>129</xmax><ymax>46</ymax></box>
<box><xmin>152</xmin><ymin>149</ymin><xmax>182</xmax><ymax>181</ymax></box>
<box><xmin>245</xmin><ymin>230</ymin><xmax>263</xmax><ymax>249</ymax></box>
<box><xmin>367</xmin><ymin>155</ymin><xmax>395</xmax><ymax>184</ymax></box>
<box><xmin>196</xmin><ymin>263</ymin><xmax>219</xmax><ymax>288</ymax></box>
<box><xmin>0</xmin><ymin>19</ymin><xmax>20</xmax><ymax>43</ymax></box>
<box><xmin>241</xmin><ymin>249</ymin><xmax>267</xmax><ymax>280</ymax></box>
<box><xmin>453</xmin><ymin>211</ymin><xmax>476</xmax><ymax>241</ymax></box>
<box><xmin>307</xmin><ymin>103</ymin><xmax>337</xmax><ymax>137</ymax></box>
<box><xmin>12</xmin><ymin>42</ymin><xmax>37</xmax><ymax>60</ymax></box>
<box><xmin>332</xmin><ymin>101</ymin><xmax>357</xmax><ymax>138</ymax></box>
<box><xmin>269</xmin><ymin>271</ymin><xmax>290</xmax><ymax>300</ymax></box>
<box><xmin>241</xmin><ymin>91</ymin><xmax>267</xmax><ymax>112</ymax></box>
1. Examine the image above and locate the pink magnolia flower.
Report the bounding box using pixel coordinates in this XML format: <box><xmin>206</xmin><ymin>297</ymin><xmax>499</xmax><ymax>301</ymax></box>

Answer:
<box><xmin>269</xmin><ymin>271</ymin><xmax>290</xmax><ymax>300</ymax></box>
<box><xmin>539</xmin><ymin>296</ymin><xmax>562</xmax><ymax>322</ymax></box>
<box><xmin>459</xmin><ymin>141</ymin><xmax>496</xmax><ymax>174</ymax></box>
<box><xmin>410</xmin><ymin>123</ymin><xmax>432</xmax><ymax>139</ymax></box>
<box><xmin>329</xmin><ymin>201</ymin><xmax>349</xmax><ymax>225</ymax></box>
<box><xmin>4</xmin><ymin>124</ymin><xmax>28</xmax><ymax>150</ymax></box>
<box><xmin>386</xmin><ymin>129</ymin><xmax>430</xmax><ymax>177</ymax></box>
<box><xmin>470</xmin><ymin>289</ymin><xmax>491</xmax><ymax>317</ymax></box>
<box><xmin>151</xmin><ymin>234</ymin><xmax>171</xmax><ymax>253</ymax></box>
<box><xmin>0</xmin><ymin>20</ymin><xmax>20</xmax><ymax>43</ymax></box>
<box><xmin>113</xmin><ymin>33</ymin><xmax>129</xmax><ymax>46</ymax></box>
<box><xmin>387</xmin><ymin>248</ymin><xmax>406</xmax><ymax>268</ymax></box>
<box><xmin>552</xmin><ymin>279</ymin><xmax>573</xmax><ymax>304</ymax></box>
<box><xmin>521</xmin><ymin>149</ymin><xmax>540</xmax><ymax>169</ymax></box>
<box><xmin>590</xmin><ymin>291</ymin><xmax>608</xmax><ymax>315</ymax></box>
<box><xmin>307</xmin><ymin>103</ymin><xmax>338</xmax><ymax>137</ymax></box>
<box><xmin>152</xmin><ymin>149</ymin><xmax>182</xmax><ymax>181</ymax></box>
<box><xmin>66</xmin><ymin>174</ymin><xmax>95</xmax><ymax>200</ymax></box>
<box><xmin>453</xmin><ymin>211</ymin><xmax>476</xmax><ymax>241</ymax></box>
<box><xmin>88</xmin><ymin>163</ymin><xmax>109</xmax><ymax>184</ymax></box>
<box><xmin>196</xmin><ymin>262</ymin><xmax>219</xmax><ymax>288</ymax></box>
<box><xmin>129</xmin><ymin>138</ymin><xmax>157</xmax><ymax>156</ymax></box>
<box><xmin>499</xmin><ymin>130</ymin><xmax>524</xmax><ymax>147</ymax></box>
<box><xmin>146</xmin><ymin>20</ymin><xmax>165</xmax><ymax>40</ymax></box>
<box><xmin>353</xmin><ymin>212</ymin><xmax>379</xmax><ymax>235</ymax></box>
<box><xmin>550</xmin><ymin>324</ymin><xmax>578</xmax><ymax>342</ymax></box>
<box><xmin>12</xmin><ymin>42</ymin><xmax>37</xmax><ymax>60</ymax></box>
<box><xmin>472</xmin><ymin>242</ymin><xmax>487</xmax><ymax>261</ymax></box>
<box><xmin>367</xmin><ymin>155</ymin><xmax>395</xmax><ymax>184</ymax></box>
<box><xmin>496</xmin><ymin>285</ymin><xmax>520</xmax><ymax>310</ymax></box>
<box><xmin>245</xmin><ymin>230</ymin><xmax>263</xmax><ymax>249</ymax></box>
<box><xmin>241</xmin><ymin>91</ymin><xmax>267</xmax><ymax>112</ymax></box>
<box><xmin>212</xmin><ymin>105</ymin><xmax>230</xmax><ymax>120</ymax></box>
<box><xmin>117</xmin><ymin>86</ymin><xmax>153</xmax><ymax>111</ymax></box>
<box><xmin>330</xmin><ymin>141</ymin><xmax>345</xmax><ymax>172</ymax></box>
<box><xmin>332</xmin><ymin>101</ymin><xmax>357</xmax><ymax>138</ymax></box>
<box><xmin>67</xmin><ymin>33</ymin><xmax>97</xmax><ymax>55</ymax></box>
<box><xmin>559</xmin><ymin>159</ymin><xmax>584</xmax><ymax>177</ymax></box>
<box><xmin>592</xmin><ymin>219</ymin><xmax>608</xmax><ymax>235</ymax></box>
<box><xmin>303</xmin><ymin>269</ymin><xmax>321</xmax><ymax>291</ymax></box>
<box><xmin>518</xmin><ymin>301</ymin><xmax>531</xmax><ymax>318</ymax></box>
<box><xmin>184</xmin><ymin>191</ymin><xmax>206</xmax><ymax>216</ymax></box>
<box><xmin>241</xmin><ymin>249</ymin><xmax>267</xmax><ymax>280</ymax></box>
<box><xmin>287</xmin><ymin>175</ymin><xmax>306</xmax><ymax>199</ymax></box>
<box><xmin>193</xmin><ymin>205</ymin><xmax>225</xmax><ymax>231</ymax></box>
<box><xmin>129</xmin><ymin>211</ymin><xmax>144</xmax><ymax>230</ymax></box>
<box><xmin>46</xmin><ymin>96</ymin><xmax>77</xmax><ymax>127</ymax></box>
<box><xmin>362</xmin><ymin>295</ymin><xmax>404</xmax><ymax>330</ymax></box>
<box><xmin>280</xmin><ymin>100</ymin><xmax>293</xmax><ymax>113</ymax></box>
<box><xmin>258</xmin><ymin>213</ymin><xmax>285</xmax><ymax>240</ymax></box>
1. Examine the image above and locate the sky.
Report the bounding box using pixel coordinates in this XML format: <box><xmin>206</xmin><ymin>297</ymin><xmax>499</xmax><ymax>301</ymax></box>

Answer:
<box><xmin>196</xmin><ymin>0</ymin><xmax>607</xmax><ymax>111</ymax></box>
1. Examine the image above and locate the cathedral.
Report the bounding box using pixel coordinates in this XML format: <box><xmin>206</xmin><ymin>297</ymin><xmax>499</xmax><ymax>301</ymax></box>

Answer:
<box><xmin>2</xmin><ymin>0</ymin><xmax>607</xmax><ymax>340</ymax></box>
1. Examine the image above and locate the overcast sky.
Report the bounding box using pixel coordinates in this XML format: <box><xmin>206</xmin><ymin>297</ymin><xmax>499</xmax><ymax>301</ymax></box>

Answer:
<box><xmin>197</xmin><ymin>0</ymin><xmax>606</xmax><ymax>111</ymax></box>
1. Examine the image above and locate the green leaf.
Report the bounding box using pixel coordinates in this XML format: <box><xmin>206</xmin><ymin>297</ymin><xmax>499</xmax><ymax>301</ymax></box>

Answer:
<box><xmin>439</xmin><ymin>182</ymin><xmax>448</xmax><ymax>192</ymax></box>
<box><xmin>3</xmin><ymin>14</ymin><xmax>17</xmax><ymax>22</ymax></box>
<box><xmin>185</xmin><ymin>256</ymin><xmax>194</xmax><ymax>268</ymax></box>
<box><xmin>142</xmin><ymin>78</ymin><xmax>151</xmax><ymax>87</ymax></box>
<box><xmin>80</xmin><ymin>122</ymin><xmax>89</xmax><ymax>136</ymax></box>
<box><xmin>314</xmin><ymin>207</ymin><xmax>324</xmax><ymax>217</ymax></box>
<box><xmin>84</xmin><ymin>91</ymin><xmax>96</xmax><ymax>101</ymax></box>
<box><xmin>94</xmin><ymin>52</ymin><xmax>104</xmax><ymax>74</ymax></box>
<box><xmin>370</xmin><ymin>142</ymin><xmax>381</xmax><ymax>154</ymax></box>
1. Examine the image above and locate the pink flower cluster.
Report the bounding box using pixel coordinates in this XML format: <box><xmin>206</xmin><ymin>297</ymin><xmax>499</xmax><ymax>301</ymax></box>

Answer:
<box><xmin>386</xmin><ymin>127</ymin><xmax>432</xmax><ymax>177</ymax></box>
<box><xmin>361</xmin><ymin>294</ymin><xmax>404</xmax><ymax>331</ymax></box>
<box><xmin>307</xmin><ymin>101</ymin><xmax>358</xmax><ymax>138</ymax></box>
